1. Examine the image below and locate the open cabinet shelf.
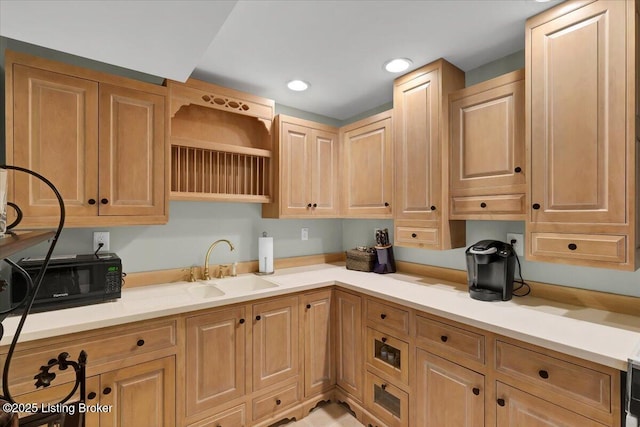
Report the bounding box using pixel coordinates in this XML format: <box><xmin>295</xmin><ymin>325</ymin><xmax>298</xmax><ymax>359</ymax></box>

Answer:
<box><xmin>0</xmin><ymin>230</ymin><xmax>55</xmax><ymax>259</ymax></box>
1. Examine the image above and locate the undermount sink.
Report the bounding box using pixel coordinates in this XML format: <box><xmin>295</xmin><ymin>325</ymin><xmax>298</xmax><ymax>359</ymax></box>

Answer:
<box><xmin>212</xmin><ymin>275</ymin><xmax>277</xmax><ymax>293</ymax></box>
<box><xmin>187</xmin><ymin>284</ymin><xmax>225</xmax><ymax>299</ymax></box>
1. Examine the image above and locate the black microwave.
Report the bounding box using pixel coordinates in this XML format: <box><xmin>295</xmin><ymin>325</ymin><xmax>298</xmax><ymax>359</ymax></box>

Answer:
<box><xmin>8</xmin><ymin>253</ymin><xmax>122</xmax><ymax>313</ymax></box>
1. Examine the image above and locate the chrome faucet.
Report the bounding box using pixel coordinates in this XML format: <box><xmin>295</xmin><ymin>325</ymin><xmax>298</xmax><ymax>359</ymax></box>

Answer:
<box><xmin>203</xmin><ymin>239</ymin><xmax>235</xmax><ymax>280</ymax></box>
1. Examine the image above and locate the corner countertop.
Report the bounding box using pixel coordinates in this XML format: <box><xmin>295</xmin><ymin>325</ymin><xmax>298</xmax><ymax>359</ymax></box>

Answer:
<box><xmin>2</xmin><ymin>264</ymin><xmax>639</xmax><ymax>371</ymax></box>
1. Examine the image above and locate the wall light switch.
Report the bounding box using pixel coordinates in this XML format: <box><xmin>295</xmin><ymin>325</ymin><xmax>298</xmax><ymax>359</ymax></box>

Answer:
<box><xmin>301</xmin><ymin>228</ymin><xmax>309</xmax><ymax>241</ymax></box>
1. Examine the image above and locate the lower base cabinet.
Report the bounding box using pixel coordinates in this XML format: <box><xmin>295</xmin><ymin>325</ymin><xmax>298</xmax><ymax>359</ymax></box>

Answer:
<box><xmin>364</xmin><ymin>371</ymin><xmax>408</xmax><ymax>427</ymax></box>
<box><xmin>186</xmin><ymin>405</ymin><xmax>246</xmax><ymax>427</ymax></box>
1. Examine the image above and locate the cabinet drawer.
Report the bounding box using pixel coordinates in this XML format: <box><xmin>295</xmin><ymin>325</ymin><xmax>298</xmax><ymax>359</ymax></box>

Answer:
<box><xmin>252</xmin><ymin>381</ymin><xmax>301</xmax><ymax>421</ymax></box>
<box><xmin>530</xmin><ymin>233</ymin><xmax>626</xmax><ymax>263</ymax></box>
<box><xmin>395</xmin><ymin>227</ymin><xmax>439</xmax><ymax>246</ymax></box>
<box><xmin>495</xmin><ymin>341</ymin><xmax>611</xmax><ymax>412</ymax></box>
<box><xmin>452</xmin><ymin>194</ymin><xmax>525</xmax><ymax>215</ymax></box>
<box><xmin>366</xmin><ymin>328</ymin><xmax>409</xmax><ymax>385</ymax></box>
<box><xmin>415</xmin><ymin>315</ymin><xmax>485</xmax><ymax>364</ymax></box>
<box><xmin>188</xmin><ymin>405</ymin><xmax>246</xmax><ymax>427</ymax></box>
<box><xmin>364</xmin><ymin>371</ymin><xmax>408</xmax><ymax>427</ymax></box>
<box><xmin>366</xmin><ymin>299</ymin><xmax>409</xmax><ymax>335</ymax></box>
<box><xmin>3</xmin><ymin>319</ymin><xmax>177</xmax><ymax>393</ymax></box>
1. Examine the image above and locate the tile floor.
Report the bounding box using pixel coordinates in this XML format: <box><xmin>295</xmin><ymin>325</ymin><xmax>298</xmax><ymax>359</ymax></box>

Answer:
<box><xmin>272</xmin><ymin>402</ymin><xmax>365</xmax><ymax>427</ymax></box>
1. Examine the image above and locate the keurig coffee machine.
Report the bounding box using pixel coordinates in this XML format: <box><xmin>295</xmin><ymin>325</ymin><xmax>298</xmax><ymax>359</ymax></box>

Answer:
<box><xmin>465</xmin><ymin>240</ymin><xmax>515</xmax><ymax>301</ymax></box>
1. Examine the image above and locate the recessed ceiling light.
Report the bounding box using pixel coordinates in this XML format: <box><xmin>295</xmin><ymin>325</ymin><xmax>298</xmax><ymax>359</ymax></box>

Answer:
<box><xmin>287</xmin><ymin>80</ymin><xmax>309</xmax><ymax>91</ymax></box>
<box><xmin>384</xmin><ymin>58</ymin><xmax>412</xmax><ymax>73</ymax></box>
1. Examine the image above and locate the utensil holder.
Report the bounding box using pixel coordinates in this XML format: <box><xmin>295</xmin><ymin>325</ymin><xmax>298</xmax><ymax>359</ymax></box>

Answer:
<box><xmin>374</xmin><ymin>245</ymin><xmax>396</xmax><ymax>274</ymax></box>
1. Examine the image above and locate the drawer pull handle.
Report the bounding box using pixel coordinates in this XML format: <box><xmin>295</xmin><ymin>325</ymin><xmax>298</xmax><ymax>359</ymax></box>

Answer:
<box><xmin>480</xmin><ymin>202</ymin><xmax>487</xmax><ymax>208</ymax></box>
<box><xmin>568</xmin><ymin>243</ymin><xmax>577</xmax><ymax>251</ymax></box>
<box><xmin>307</xmin><ymin>203</ymin><xmax>312</xmax><ymax>208</ymax></box>
<box><xmin>497</xmin><ymin>398</ymin><xmax>505</xmax><ymax>407</ymax></box>
<box><xmin>136</xmin><ymin>339</ymin><xmax>145</xmax><ymax>347</ymax></box>
<box><xmin>101</xmin><ymin>198</ymin><xmax>109</xmax><ymax>205</ymax></box>
<box><xmin>380</xmin><ymin>313</ymin><xmax>387</xmax><ymax>319</ymax></box>
<box><xmin>306</xmin><ymin>304</ymin><xmax>311</xmax><ymax>309</ymax></box>
<box><xmin>440</xmin><ymin>335</ymin><xmax>448</xmax><ymax>343</ymax></box>
<box><xmin>255</xmin><ymin>315</ymin><xmax>261</xmax><ymax>321</ymax></box>
<box><xmin>532</xmin><ymin>203</ymin><xmax>541</xmax><ymax>210</ymax></box>
<box><xmin>88</xmin><ymin>199</ymin><xmax>96</xmax><ymax>205</ymax></box>
<box><xmin>103</xmin><ymin>387</ymin><xmax>112</xmax><ymax>395</ymax></box>
<box><xmin>514</xmin><ymin>166</ymin><xmax>522</xmax><ymax>173</ymax></box>
<box><xmin>384</xmin><ymin>202</ymin><xmax>390</xmax><ymax>207</ymax></box>
<box><xmin>313</xmin><ymin>203</ymin><xmax>317</xmax><ymax>208</ymax></box>
<box><xmin>381</xmin><ymin>337</ymin><xmax>387</xmax><ymax>343</ymax></box>
<box><xmin>275</xmin><ymin>399</ymin><xmax>282</xmax><ymax>405</ymax></box>
<box><xmin>472</xmin><ymin>387</ymin><xmax>480</xmax><ymax>396</ymax></box>
<box><xmin>380</xmin><ymin>383</ymin><xmax>387</xmax><ymax>390</ymax></box>
<box><xmin>411</xmin><ymin>233</ymin><xmax>417</xmax><ymax>238</ymax></box>
<box><xmin>430</xmin><ymin>205</ymin><xmax>436</xmax><ymax>211</ymax></box>
<box><xmin>87</xmin><ymin>392</ymin><xmax>97</xmax><ymax>400</ymax></box>
<box><xmin>239</xmin><ymin>318</ymin><xmax>245</xmax><ymax>324</ymax></box>
<box><xmin>538</xmin><ymin>369</ymin><xmax>549</xmax><ymax>379</ymax></box>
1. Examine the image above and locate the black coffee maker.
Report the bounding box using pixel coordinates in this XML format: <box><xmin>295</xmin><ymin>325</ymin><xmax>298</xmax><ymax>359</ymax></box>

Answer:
<box><xmin>465</xmin><ymin>240</ymin><xmax>515</xmax><ymax>301</ymax></box>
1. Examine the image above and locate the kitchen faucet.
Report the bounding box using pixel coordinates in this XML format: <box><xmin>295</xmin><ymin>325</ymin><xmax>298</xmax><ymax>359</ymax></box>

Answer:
<box><xmin>203</xmin><ymin>239</ymin><xmax>235</xmax><ymax>280</ymax></box>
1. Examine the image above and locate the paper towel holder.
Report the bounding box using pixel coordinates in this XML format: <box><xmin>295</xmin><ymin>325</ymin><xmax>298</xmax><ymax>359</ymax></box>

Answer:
<box><xmin>255</xmin><ymin>231</ymin><xmax>275</xmax><ymax>276</ymax></box>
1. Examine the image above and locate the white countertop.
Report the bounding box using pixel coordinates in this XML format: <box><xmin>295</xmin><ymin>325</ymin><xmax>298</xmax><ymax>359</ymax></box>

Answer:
<box><xmin>2</xmin><ymin>264</ymin><xmax>639</xmax><ymax>371</ymax></box>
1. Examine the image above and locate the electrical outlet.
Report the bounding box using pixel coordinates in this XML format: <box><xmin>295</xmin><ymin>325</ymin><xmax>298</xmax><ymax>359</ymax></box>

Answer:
<box><xmin>93</xmin><ymin>231</ymin><xmax>110</xmax><ymax>252</ymax></box>
<box><xmin>506</xmin><ymin>232</ymin><xmax>524</xmax><ymax>257</ymax></box>
<box><xmin>301</xmin><ymin>227</ymin><xmax>309</xmax><ymax>241</ymax></box>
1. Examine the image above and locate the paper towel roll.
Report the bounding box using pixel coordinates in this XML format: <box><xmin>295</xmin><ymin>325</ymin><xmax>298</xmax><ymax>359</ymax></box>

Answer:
<box><xmin>258</xmin><ymin>236</ymin><xmax>274</xmax><ymax>273</ymax></box>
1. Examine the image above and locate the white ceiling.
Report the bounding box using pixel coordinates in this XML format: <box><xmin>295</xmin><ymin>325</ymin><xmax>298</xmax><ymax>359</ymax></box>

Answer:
<box><xmin>0</xmin><ymin>0</ymin><xmax>560</xmax><ymax>121</ymax></box>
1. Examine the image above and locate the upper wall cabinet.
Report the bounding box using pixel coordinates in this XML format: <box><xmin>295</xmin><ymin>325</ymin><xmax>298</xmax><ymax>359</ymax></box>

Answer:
<box><xmin>449</xmin><ymin>69</ymin><xmax>525</xmax><ymax>220</ymax></box>
<box><xmin>167</xmin><ymin>79</ymin><xmax>274</xmax><ymax>203</ymax></box>
<box><xmin>526</xmin><ymin>0</ymin><xmax>639</xmax><ymax>270</ymax></box>
<box><xmin>262</xmin><ymin>115</ymin><xmax>339</xmax><ymax>218</ymax></box>
<box><xmin>340</xmin><ymin>110</ymin><xmax>393</xmax><ymax>218</ymax></box>
<box><xmin>5</xmin><ymin>50</ymin><xmax>168</xmax><ymax>228</ymax></box>
<box><xmin>393</xmin><ymin>59</ymin><xmax>466</xmax><ymax>250</ymax></box>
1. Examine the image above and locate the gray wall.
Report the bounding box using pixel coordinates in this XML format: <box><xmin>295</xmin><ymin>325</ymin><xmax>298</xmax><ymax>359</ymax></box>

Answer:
<box><xmin>3</xmin><ymin>38</ymin><xmax>639</xmax><ymax>297</ymax></box>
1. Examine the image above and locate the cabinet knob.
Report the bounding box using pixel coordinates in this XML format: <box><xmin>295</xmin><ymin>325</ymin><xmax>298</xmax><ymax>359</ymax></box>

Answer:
<box><xmin>87</xmin><ymin>392</ymin><xmax>97</xmax><ymax>400</ymax></box>
<box><xmin>101</xmin><ymin>198</ymin><xmax>109</xmax><ymax>205</ymax></box>
<box><xmin>538</xmin><ymin>369</ymin><xmax>549</xmax><ymax>379</ymax></box>
<box><xmin>411</xmin><ymin>233</ymin><xmax>417</xmax><ymax>238</ymax></box>
<box><xmin>568</xmin><ymin>243</ymin><xmax>577</xmax><ymax>251</ymax></box>
<box><xmin>380</xmin><ymin>383</ymin><xmax>387</xmax><ymax>390</ymax></box>
<box><xmin>497</xmin><ymin>398</ymin><xmax>505</xmax><ymax>407</ymax></box>
<box><xmin>307</xmin><ymin>203</ymin><xmax>312</xmax><ymax>208</ymax></box>
<box><xmin>306</xmin><ymin>304</ymin><xmax>311</xmax><ymax>309</ymax></box>
<box><xmin>440</xmin><ymin>335</ymin><xmax>448</xmax><ymax>343</ymax></box>
<box><xmin>384</xmin><ymin>202</ymin><xmax>390</xmax><ymax>207</ymax></box>
<box><xmin>381</xmin><ymin>337</ymin><xmax>387</xmax><ymax>343</ymax></box>
<box><xmin>103</xmin><ymin>387</ymin><xmax>112</xmax><ymax>395</ymax></box>
<box><xmin>312</xmin><ymin>203</ymin><xmax>317</xmax><ymax>208</ymax></box>
<box><xmin>480</xmin><ymin>202</ymin><xmax>487</xmax><ymax>208</ymax></box>
<box><xmin>275</xmin><ymin>399</ymin><xmax>282</xmax><ymax>406</ymax></box>
<box><xmin>239</xmin><ymin>318</ymin><xmax>245</xmax><ymax>324</ymax></box>
<box><xmin>472</xmin><ymin>387</ymin><xmax>480</xmax><ymax>396</ymax></box>
<box><xmin>514</xmin><ymin>166</ymin><xmax>522</xmax><ymax>173</ymax></box>
<box><xmin>88</xmin><ymin>199</ymin><xmax>96</xmax><ymax>205</ymax></box>
<box><xmin>532</xmin><ymin>203</ymin><xmax>541</xmax><ymax>210</ymax></box>
<box><xmin>255</xmin><ymin>315</ymin><xmax>261</xmax><ymax>321</ymax></box>
<box><xmin>430</xmin><ymin>205</ymin><xmax>436</xmax><ymax>211</ymax></box>
<box><xmin>136</xmin><ymin>339</ymin><xmax>145</xmax><ymax>347</ymax></box>
<box><xmin>380</xmin><ymin>313</ymin><xmax>387</xmax><ymax>319</ymax></box>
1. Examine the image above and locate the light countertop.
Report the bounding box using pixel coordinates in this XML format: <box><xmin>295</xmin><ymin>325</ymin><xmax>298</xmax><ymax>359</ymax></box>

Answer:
<box><xmin>2</xmin><ymin>264</ymin><xmax>639</xmax><ymax>371</ymax></box>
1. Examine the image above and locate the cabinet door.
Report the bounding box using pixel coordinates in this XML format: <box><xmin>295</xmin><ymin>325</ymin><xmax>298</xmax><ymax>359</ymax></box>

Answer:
<box><xmin>310</xmin><ymin>129</ymin><xmax>340</xmax><ymax>216</ymax></box>
<box><xmin>342</xmin><ymin>116</ymin><xmax>393</xmax><ymax>217</ymax></box>
<box><xmin>415</xmin><ymin>349</ymin><xmax>484</xmax><ymax>427</ymax></box>
<box><xmin>252</xmin><ymin>296</ymin><xmax>300</xmax><ymax>391</ymax></box>
<box><xmin>496</xmin><ymin>382</ymin><xmax>606</xmax><ymax>427</ymax></box>
<box><xmin>99</xmin><ymin>356</ymin><xmax>175</xmax><ymax>427</ymax></box>
<box><xmin>335</xmin><ymin>290</ymin><xmax>363</xmax><ymax>401</ymax></box>
<box><xmin>12</xmin><ymin>64</ymin><xmax>99</xmax><ymax>221</ymax></box>
<box><xmin>280</xmin><ymin>122</ymin><xmax>312</xmax><ymax>216</ymax></box>
<box><xmin>185</xmin><ymin>306</ymin><xmax>246</xmax><ymax>417</ymax></box>
<box><xmin>301</xmin><ymin>289</ymin><xmax>335</xmax><ymax>397</ymax></box>
<box><xmin>450</xmin><ymin>76</ymin><xmax>524</xmax><ymax>195</ymax></box>
<box><xmin>529</xmin><ymin>0</ymin><xmax>627</xmax><ymax>225</ymax></box>
<box><xmin>99</xmin><ymin>84</ymin><xmax>165</xmax><ymax>217</ymax></box>
<box><xmin>394</xmin><ymin>69</ymin><xmax>441</xmax><ymax>221</ymax></box>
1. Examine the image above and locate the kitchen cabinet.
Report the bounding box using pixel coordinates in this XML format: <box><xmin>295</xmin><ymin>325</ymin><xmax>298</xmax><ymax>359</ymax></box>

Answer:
<box><xmin>340</xmin><ymin>111</ymin><xmax>393</xmax><ymax>218</ymax></box>
<box><xmin>301</xmin><ymin>290</ymin><xmax>335</xmax><ymax>397</ymax></box>
<box><xmin>415</xmin><ymin>349</ymin><xmax>484</xmax><ymax>427</ymax></box>
<box><xmin>449</xmin><ymin>69</ymin><xmax>525</xmax><ymax>220</ymax></box>
<box><xmin>262</xmin><ymin>115</ymin><xmax>339</xmax><ymax>218</ymax></box>
<box><xmin>364</xmin><ymin>370</ymin><xmax>408</xmax><ymax>427</ymax></box>
<box><xmin>526</xmin><ymin>0</ymin><xmax>639</xmax><ymax>270</ymax></box>
<box><xmin>5</xmin><ymin>50</ymin><xmax>168</xmax><ymax>228</ymax></box>
<box><xmin>393</xmin><ymin>59</ymin><xmax>466</xmax><ymax>249</ymax></box>
<box><xmin>335</xmin><ymin>289</ymin><xmax>363</xmax><ymax>402</ymax></box>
